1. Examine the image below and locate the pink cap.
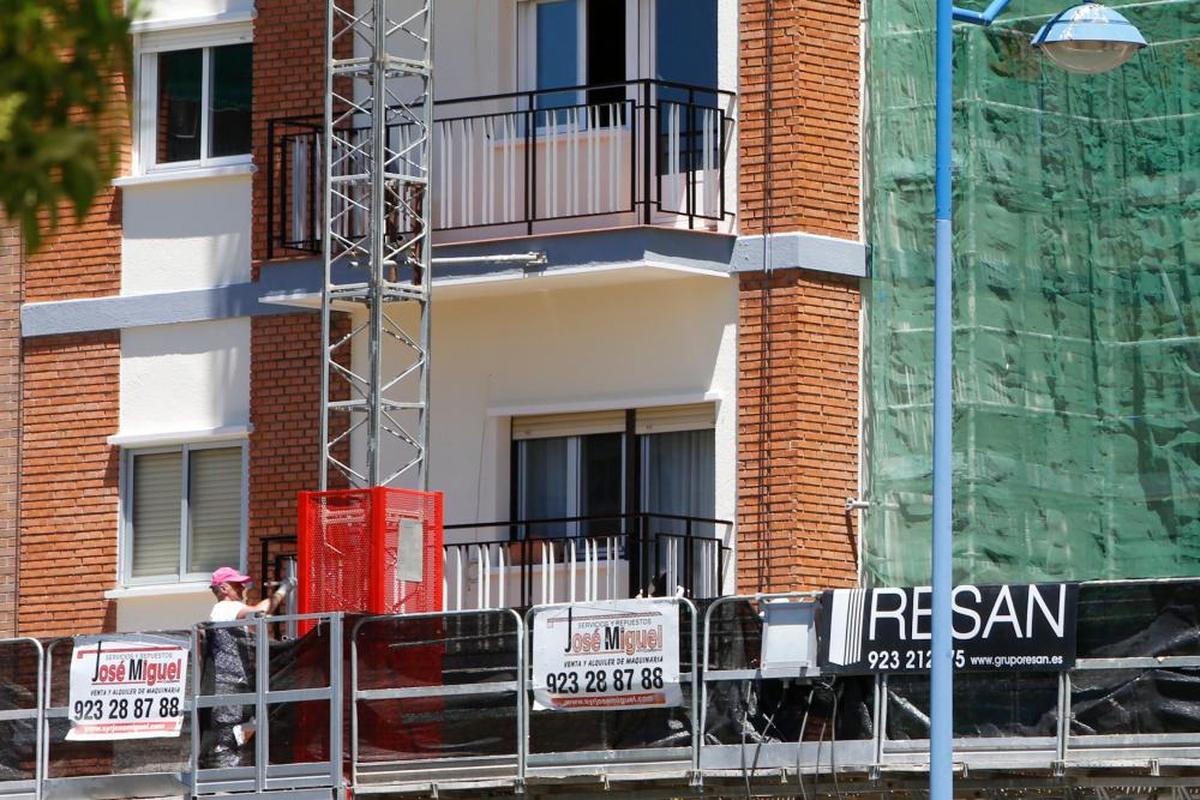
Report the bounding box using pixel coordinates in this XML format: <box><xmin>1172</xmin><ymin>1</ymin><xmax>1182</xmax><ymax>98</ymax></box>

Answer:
<box><xmin>210</xmin><ymin>566</ymin><xmax>253</xmax><ymax>587</ymax></box>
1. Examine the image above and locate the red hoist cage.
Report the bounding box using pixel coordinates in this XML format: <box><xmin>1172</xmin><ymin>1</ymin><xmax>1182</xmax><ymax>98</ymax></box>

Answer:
<box><xmin>296</xmin><ymin>487</ymin><xmax>444</xmax><ymax>617</ymax></box>
<box><xmin>296</xmin><ymin>487</ymin><xmax>445</xmax><ymax>763</ymax></box>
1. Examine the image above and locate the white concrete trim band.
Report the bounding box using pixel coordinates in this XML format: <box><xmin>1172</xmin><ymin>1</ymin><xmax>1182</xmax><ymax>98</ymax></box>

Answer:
<box><xmin>730</xmin><ymin>231</ymin><xmax>868</xmax><ymax>278</ymax></box>
<box><xmin>20</xmin><ymin>229</ymin><xmax>868</xmax><ymax>338</ymax></box>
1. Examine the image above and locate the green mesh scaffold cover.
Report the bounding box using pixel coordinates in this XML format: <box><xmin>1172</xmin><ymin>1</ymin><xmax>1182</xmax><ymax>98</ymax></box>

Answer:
<box><xmin>864</xmin><ymin>0</ymin><xmax>1200</xmax><ymax>586</ymax></box>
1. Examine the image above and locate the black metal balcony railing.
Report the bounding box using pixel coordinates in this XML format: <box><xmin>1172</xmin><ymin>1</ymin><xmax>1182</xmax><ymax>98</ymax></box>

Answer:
<box><xmin>442</xmin><ymin>512</ymin><xmax>733</xmax><ymax>611</ymax></box>
<box><xmin>266</xmin><ymin>79</ymin><xmax>735</xmax><ymax>259</ymax></box>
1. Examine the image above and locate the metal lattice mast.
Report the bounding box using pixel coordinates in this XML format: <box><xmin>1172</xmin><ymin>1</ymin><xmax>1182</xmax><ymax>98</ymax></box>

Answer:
<box><xmin>320</xmin><ymin>0</ymin><xmax>434</xmax><ymax>491</ymax></box>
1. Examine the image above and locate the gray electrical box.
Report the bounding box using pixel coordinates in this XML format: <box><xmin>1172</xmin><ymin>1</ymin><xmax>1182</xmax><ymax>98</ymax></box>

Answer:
<box><xmin>759</xmin><ymin>600</ymin><xmax>819</xmax><ymax>677</ymax></box>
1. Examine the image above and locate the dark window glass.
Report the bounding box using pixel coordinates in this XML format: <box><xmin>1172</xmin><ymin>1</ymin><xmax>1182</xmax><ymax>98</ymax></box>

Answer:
<box><xmin>656</xmin><ymin>0</ymin><xmax>719</xmax><ymax>172</ymax></box>
<box><xmin>579</xmin><ymin>433</ymin><xmax>623</xmax><ymax>535</ymax></box>
<box><xmin>518</xmin><ymin>437</ymin><xmax>570</xmax><ymax>537</ymax></box>
<box><xmin>157</xmin><ymin>49</ymin><xmax>203</xmax><ymax>163</ymax></box>
<box><xmin>516</xmin><ymin>432</ymin><xmax>624</xmax><ymax>538</ymax></box>
<box><xmin>209</xmin><ymin>44</ymin><xmax>253</xmax><ymax>157</ymax></box>
<box><xmin>586</xmin><ymin>0</ymin><xmax>626</xmax><ymax>117</ymax></box>
<box><xmin>655</xmin><ymin>0</ymin><xmax>716</xmax><ymax>90</ymax></box>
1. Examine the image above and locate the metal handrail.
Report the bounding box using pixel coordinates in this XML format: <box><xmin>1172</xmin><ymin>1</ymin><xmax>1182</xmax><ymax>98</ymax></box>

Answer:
<box><xmin>443</xmin><ymin>514</ymin><xmax>733</xmax><ymax>607</ymax></box>
<box><xmin>9</xmin><ymin>602</ymin><xmax>1200</xmax><ymax>797</ymax></box>
<box><xmin>348</xmin><ymin>608</ymin><xmax>526</xmax><ymax>788</ymax></box>
<box><xmin>267</xmin><ymin>78</ymin><xmax>736</xmax><ymax>257</ymax></box>
<box><xmin>445</xmin><ymin>511</ymin><xmax>734</xmax><ymax>531</ymax></box>
<box><xmin>191</xmin><ymin>612</ymin><xmax>342</xmax><ymax>797</ymax></box>
<box><xmin>0</xmin><ymin>638</ymin><xmax>43</xmax><ymax>800</ymax></box>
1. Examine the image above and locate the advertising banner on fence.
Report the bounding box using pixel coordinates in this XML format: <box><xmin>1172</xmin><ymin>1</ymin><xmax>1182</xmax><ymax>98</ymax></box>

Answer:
<box><xmin>818</xmin><ymin>583</ymin><xmax>1078</xmax><ymax>674</ymax></box>
<box><xmin>67</xmin><ymin>635</ymin><xmax>189</xmax><ymax>741</ymax></box>
<box><xmin>532</xmin><ymin>599</ymin><xmax>682</xmax><ymax>712</ymax></box>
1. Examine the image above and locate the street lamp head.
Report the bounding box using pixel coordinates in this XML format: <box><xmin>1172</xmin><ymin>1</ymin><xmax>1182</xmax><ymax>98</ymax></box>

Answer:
<box><xmin>1032</xmin><ymin>2</ymin><xmax>1147</xmax><ymax>74</ymax></box>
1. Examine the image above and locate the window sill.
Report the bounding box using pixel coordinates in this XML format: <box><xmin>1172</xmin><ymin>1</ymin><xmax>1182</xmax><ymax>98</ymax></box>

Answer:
<box><xmin>105</xmin><ymin>582</ymin><xmax>214</xmax><ymax>601</ymax></box>
<box><xmin>113</xmin><ymin>163</ymin><xmax>255</xmax><ymax>188</ymax></box>
<box><xmin>130</xmin><ymin>9</ymin><xmax>256</xmax><ymax>35</ymax></box>
<box><xmin>107</xmin><ymin>424</ymin><xmax>252</xmax><ymax>448</ymax></box>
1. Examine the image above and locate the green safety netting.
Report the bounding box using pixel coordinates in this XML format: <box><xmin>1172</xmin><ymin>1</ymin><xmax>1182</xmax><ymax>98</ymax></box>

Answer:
<box><xmin>864</xmin><ymin>0</ymin><xmax>1200</xmax><ymax>586</ymax></box>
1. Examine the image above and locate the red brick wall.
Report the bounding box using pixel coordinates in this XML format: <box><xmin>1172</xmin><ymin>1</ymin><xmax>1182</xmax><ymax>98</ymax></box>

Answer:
<box><xmin>737</xmin><ymin>269</ymin><xmax>859</xmax><ymax>593</ymax></box>
<box><xmin>19</xmin><ymin>332</ymin><xmax>120</xmax><ymax>637</ymax></box>
<box><xmin>251</xmin><ymin>0</ymin><xmax>326</xmax><ymax>265</ymax></box>
<box><xmin>735</xmin><ymin>1</ymin><xmax>863</xmax><ymax>593</ymax></box>
<box><xmin>739</xmin><ymin>0</ymin><xmax>860</xmax><ymax>238</ymax></box>
<box><xmin>248</xmin><ymin>314</ymin><xmax>322</xmax><ymax>587</ymax></box>
<box><xmin>0</xmin><ymin>224</ymin><xmax>21</xmax><ymax>636</ymax></box>
<box><xmin>23</xmin><ymin>72</ymin><xmax>128</xmax><ymax>302</ymax></box>
<box><xmin>248</xmin><ymin>313</ymin><xmax>351</xmax><ymax>589</ymax></box>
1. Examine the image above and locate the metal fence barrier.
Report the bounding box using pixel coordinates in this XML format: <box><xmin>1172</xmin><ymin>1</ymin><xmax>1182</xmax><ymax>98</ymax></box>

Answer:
<box><xmin>192</xmin><ymin>613</ymin><xmax>342</xmax><ymax>798</ymax></box>
<box><xmin>0</xmin><ymin>638</ymin><xmax>42</xmax><ymax>800</ymax></box>
<box><xmin>3</xmin><ymin>600</ymin><xmax>1200</xmax><ymax>799</ymax></box>
<box><xmin>349</xmin><ymin>609</ymin><xmax>525</xmax><ymax>794</ymax></box>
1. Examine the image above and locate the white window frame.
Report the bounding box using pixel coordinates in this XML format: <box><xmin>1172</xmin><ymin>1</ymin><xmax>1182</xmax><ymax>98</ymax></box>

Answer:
<box><xmin>133</xmin><ymin>22</ymin><xmax>253</xmax><ymax>176</ymax></box>
<box><xmin>119</xmin><ymin>440</ymin><xmax>249</xmax><ymax>587</ymax></box>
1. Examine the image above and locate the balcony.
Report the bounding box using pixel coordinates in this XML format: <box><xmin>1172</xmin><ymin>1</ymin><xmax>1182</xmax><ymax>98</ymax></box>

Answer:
<box><xmin>266</xmin><ymin>80</ymin><xmax>735</xmax><ymax>260</ymax></box>
<box><xmin>442</xmin><ymin>512</ymin><xmax>733</xmax><ymax>611</ymax></box>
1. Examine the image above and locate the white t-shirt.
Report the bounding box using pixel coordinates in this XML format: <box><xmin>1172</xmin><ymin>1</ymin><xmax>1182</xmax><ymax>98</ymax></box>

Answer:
<box><xmin>210</xmin><ymin>599</ymin><xmax>250</xmax><ymax>622</ymax></box>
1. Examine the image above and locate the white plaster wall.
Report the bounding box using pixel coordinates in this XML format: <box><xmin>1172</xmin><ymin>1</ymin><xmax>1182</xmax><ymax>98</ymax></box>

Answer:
<box><xmin>120</xmin><ymin>319</ymin><xmax>251</xmax><ymax>437</ymax></box>
<box><xmin>122</xmin><ymin>176</ymin><xmax>252</xmax><ymax>295</ymax></box>
<box><xmin>134</xmin><ymin>0</ymin><xmax>254</xmax><ymax>24</ymax></box>
<box><xmin>362</xmin><ymin>275</ymin><xmax>738</xmax><ymax>544</ymax></box>
<box><xmin>435</xmin><ymin>0</ymin><xmax>513</xmax><ymax>101</ymax></box>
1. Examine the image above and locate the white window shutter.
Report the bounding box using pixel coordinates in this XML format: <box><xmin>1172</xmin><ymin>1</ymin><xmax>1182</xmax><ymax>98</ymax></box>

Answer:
<box><xmin>635</xmin><ymin>403</ymin><xmax>716</xmax><ymax>434</ymax></box>
<box><xmin>131</xmin><ymin>452</ymin><xmax>183</xmax><ymax>579</ymax></box>
<box><xmin>188</xmin><ymin>447</ymin><xmax>244</xmax><ymax>574</ymax></box>
<box><xmin>512</xmin><ymin>410</ymin><xmax>625</xmax><ymax>440</ymax></box>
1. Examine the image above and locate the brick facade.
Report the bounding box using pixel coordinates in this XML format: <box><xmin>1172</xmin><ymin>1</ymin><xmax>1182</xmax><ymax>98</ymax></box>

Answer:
<box><xmin>19</xmin><ymin>332</ymin><xmax>120</xmax><ymax>637</ymax></box>
<box><xmin>735</xmin><ymin>0</ymin><xmax>863</xmax><ymax>591</ymax></box>
<box><xmin>0</xmin><ymin>224</ymin><xmax>20</xmax><ymax>636</ymax></box>
<box><xmin>251</xmin><ymin>0</ymin><xmax>326</xmax><ymax>265</ymax></box>
<box><xmin>248</xmin><ymin>312</ymin><xmax>351</xmax><ymax>589</ymax></box>
<box><xmin>7</xmin><ymin>2</ymin><xmax>867</xmax><ymax>635</ymax></box>
<box><xmin>737</xmin><ymin>270</ymin><xmax>860</xmax><ymax>593</ymax></box>
<box><xmin>14</xmin><ymin>70</ymin><xmax>128</xmax><ymax>636</ymax></box>
<box><xmin>248</xmin><ymin>313</ymin><xmax>323</xmax><ymax>587</ymax></box>
<box><xmin>23</xmin><ymin>72</ymin><xmax>128</xmax><ymax>303</ymax></box>
<box><xmin>739</xmin><ymin>0</ymin><xmax>860</xmax><ymax>238</ymax></box>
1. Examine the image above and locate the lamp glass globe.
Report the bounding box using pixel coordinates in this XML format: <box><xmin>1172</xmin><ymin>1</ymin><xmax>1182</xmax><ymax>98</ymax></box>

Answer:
<box><xmin>1041</xmin><ymin>39</ymin><xmax>1141</xmax><ymax>74</ymax></box>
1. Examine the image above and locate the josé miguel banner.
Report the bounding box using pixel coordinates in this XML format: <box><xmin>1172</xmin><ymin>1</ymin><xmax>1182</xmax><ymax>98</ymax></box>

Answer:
<box><xmin>532</xmin><ymin>599</ymin><xmax>682</xmax><ymax>712</ymax></box>
<box><xmin>67</xmin><ymin>635</ymin><xmax>189</xmax><ymax>741</ymax></box>
<box><xmin>817</xmin><ymin>583</ymin><xmax>1078</xmax><ymax>674</ymax></box>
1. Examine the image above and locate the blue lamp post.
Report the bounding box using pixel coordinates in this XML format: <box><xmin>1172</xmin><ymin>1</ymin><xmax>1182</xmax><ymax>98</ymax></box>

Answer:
<box><xmin>928</xmin><ymin>4</ymin><xmax>1145</xmax><ymax>800</ymax></box>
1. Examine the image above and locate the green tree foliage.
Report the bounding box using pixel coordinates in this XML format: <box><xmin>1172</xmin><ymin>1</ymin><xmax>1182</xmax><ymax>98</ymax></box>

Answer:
<box><xmin>0</xmin><ymin>1</ymin><xmax>132</xmax><ymax>252</ymax></box>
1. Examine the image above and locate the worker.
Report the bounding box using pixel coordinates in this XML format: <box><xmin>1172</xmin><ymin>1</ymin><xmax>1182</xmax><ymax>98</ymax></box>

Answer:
<box><xmin>202</xmin><ymin>567</ymin><xmax>295</xmax><ymax>768</ymax></box>
<box><xmin>209</xmin><ymin>566</ymin><xmax>292</xmax><ymax>621</ymax></box>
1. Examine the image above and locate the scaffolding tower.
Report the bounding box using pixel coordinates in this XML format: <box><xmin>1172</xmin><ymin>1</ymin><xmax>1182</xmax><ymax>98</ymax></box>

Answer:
<box><xmin>320</xmin><ymin>0</ymin><xmax>434</xmax><ymax>490</ymax></box>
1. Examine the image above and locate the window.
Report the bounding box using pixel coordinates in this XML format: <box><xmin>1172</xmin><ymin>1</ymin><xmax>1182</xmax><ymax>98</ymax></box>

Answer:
<box><xmin>137</xmin><ymin>27</ymin><xmax>252</xmax><ymax>173</ymax></box>
<box><xmin>513</xmin><ymin>405</ymin><xmax>715</xmax><ymax>538</ymax></box>
<box><xmin>655</xmin><ymin>0</ymin><xmax>716</xmax><ymax>91</ymax></box>
<box><xmin>528</xmin><ymin>0</ymin><xmax>628</xmax><ymax>121</ymax></box>
<box><xmin>517</xmin><ymin>432</ymin><xmax>625</xmax><ymax>537</ymax></box>
<box><xmin>123</xmin><ymin>444</ymin><xmax>246</xmax><ymax>584</ymax></box>
<box><xmin>655</xmin><ymin>0</ymin><xmax>718</xmax><ymax>173</ymax></box>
